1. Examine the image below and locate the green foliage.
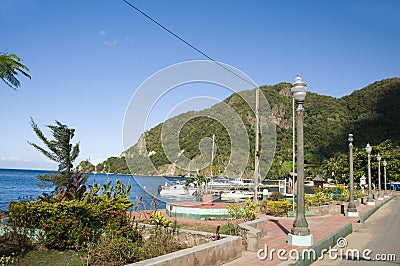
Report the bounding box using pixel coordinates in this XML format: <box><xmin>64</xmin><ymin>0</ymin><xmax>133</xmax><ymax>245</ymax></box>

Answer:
<box><xmin>28</xmin><ymin>119</ymin><xmax>86</xmax><ymax>201</ymax></box>
<box><xmin>268</xmin><ymin>191</ymin><xmax>284</xmax><ymax>201</ymax></box>
<box><xmin>227</xmin><ymin>199</ymin><xmax>257</xmax><ymax>221</ymax></box>
<box><xmin>85</xmin><ymin>221</ymin><xmax>185</xmax><ymax>265</ymax></box>
<box><xmin>149</xmin><ymin>211</ymin><xmax>173</xmax><ymax>227</ymax></box>
<box><xmin>305</xmin><ymin>190</ymin><xmax>334</xmax><ymax>208</ymax></box>
<box><xmin>7</xmin><ymin>178</ymin><xmax>134</xmax><ymax>251</ymax></box>
<box><xmin>77</xmin><ymin>159</ymin><xmax>95</xmax><ymax>173</ymax></box>
<box><xmin>8</xmin><ymin>200</ymin><xmax>99</xmax><ymax>250</ymax></box>
<box><xmin>0</xmin><ymin>52</ymin><xmax>31</xmax><ymax>89</ymax></box>
<box><xmin>96</xmin><ymin>157</ymin><xmax>130</xmax><ymax>174</ymax></box>
<box><xmin>265</xmin><ymin>200</ymin><xmax>293</xmax><ymax>216</ymax></box>
<box><xmin>335</xmin><ymin>184</ymin><xmax>350</xmax><ymax>201</ymax></box>
<box><xmin>227</xmin><ymin>203</ymin><xmax>242</xmax><ymax>220</ymax></box>
<box><xmin>0</xmin><ymin>253</ymin><xmax>19</xmax><ymax>265</ymax></box>
<box><xmin>319</xmin><ymin>140</ymin><xmax>400</xmax><ymax>184</ymax></box>
<box><xmin>108</xmin><ymin>78</ymin><xmax>400</xmax><ymax>180</ymax></box>
<box><xmin>85</xmin><ymin>234</ymin><xmax>141</xmax><ymax>266</ymax></box>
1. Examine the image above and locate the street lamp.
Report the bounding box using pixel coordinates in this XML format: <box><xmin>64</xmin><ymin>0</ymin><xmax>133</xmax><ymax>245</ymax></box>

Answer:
<box><xmin>288</xmin><ymin>76</ymin><xmax>313</xmax><ymax>246</ymax></box>
<box><xmin>365</xmin><ymin>143</ymin><xmax>375</xmax><ymax>205</ymax></box>
<box><xmin>383</xmin><ymin>160</ymin><xmax>388</xmax><ymax>198</ymax></box>
<box><xmin>377</xmin><ymin>153</ymin><xmax>383</xmax><ymax>200</ymax></box>
<box><xmin>346</xmin><ymin>134</ymin><xmax>358</xmax><ymax>216</ymax></box>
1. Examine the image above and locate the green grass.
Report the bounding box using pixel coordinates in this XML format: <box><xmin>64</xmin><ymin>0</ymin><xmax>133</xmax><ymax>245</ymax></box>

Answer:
<box><xmin>16</xmin><ymin>250</ymin><xmax>85</xmax><ymax>266</ymax></box>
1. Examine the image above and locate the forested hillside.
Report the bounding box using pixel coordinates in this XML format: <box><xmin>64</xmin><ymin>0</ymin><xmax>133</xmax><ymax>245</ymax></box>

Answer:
<box><xmin>85</xmin><ymin>78</ymin><xmax>400</xmax><ymax>181</ymax></box>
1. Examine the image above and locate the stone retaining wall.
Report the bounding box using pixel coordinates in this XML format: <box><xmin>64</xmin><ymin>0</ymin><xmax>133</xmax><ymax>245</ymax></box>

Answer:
<box><xmin>237</xmin><ymin>216</ymin><xmax>267</xmax><ymax>251</ymax></box>
<box><xmin>308</xmin><ymin>198</ymin><xmax>362</xmax><ymax>216</ymax></box>
<box><xmin>129</xmin><ymin>224</ymin><xmax>242</xmax><ymax>266</ymax></box>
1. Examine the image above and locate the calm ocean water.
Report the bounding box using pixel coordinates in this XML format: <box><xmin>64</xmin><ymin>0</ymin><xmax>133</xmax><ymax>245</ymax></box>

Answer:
<box><xmin>0</xmin><ymin>168</ymin><xmax>196</xmax><ymax>212</ymax></box>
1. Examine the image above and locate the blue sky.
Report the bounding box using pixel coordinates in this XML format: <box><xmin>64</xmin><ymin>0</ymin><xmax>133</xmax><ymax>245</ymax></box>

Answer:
<box><xmin>1</xmin><ymin>0</ymin><xmax>399</xmax><ymax>170</ymax></box>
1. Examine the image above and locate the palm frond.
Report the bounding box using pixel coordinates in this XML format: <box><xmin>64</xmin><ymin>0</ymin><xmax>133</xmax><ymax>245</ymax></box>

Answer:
<box><xmin>0</xmin><ymin>52</ymin><xmax>31</xmax><ymax>89</ymax></box>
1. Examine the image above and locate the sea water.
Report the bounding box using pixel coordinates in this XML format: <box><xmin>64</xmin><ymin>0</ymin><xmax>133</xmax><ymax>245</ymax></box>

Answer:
<box><xmin>0</xmin><ymin>168</ymin><xmax>195</xmax><ymax>212</ymax></box>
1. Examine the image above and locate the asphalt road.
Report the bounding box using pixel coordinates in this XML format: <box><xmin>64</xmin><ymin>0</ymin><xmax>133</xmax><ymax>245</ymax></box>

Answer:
<box><xmin>313</xmin><ymin>197</ymin><xmax>400</xmax><ymax>265</ymax></box>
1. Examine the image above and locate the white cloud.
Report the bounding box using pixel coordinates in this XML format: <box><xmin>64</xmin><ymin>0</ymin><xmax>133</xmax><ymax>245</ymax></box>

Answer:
<box><xmin>99</xmin><ymin>30</ymin><xmax>107</xmax><ymax>36</ymax></box>
<box><xmin>104</xmin><ymin>40</ymin><xmax>118</xmax><ymax>46</ymax></box>
<box><xmin>0</xmin><ymin>156</ymin><xmax>21</xmax><ymax>161</ymax></box>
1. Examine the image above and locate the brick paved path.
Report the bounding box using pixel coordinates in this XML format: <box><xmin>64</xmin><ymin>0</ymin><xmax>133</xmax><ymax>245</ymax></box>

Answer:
<box><xmin>222</xmin><ymin>199</ymin><xmax>388</xmax><ymax>266</ymax></box>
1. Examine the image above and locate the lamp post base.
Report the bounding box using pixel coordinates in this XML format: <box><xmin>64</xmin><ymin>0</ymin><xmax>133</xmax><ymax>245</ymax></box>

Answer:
<box><xmin>288</xmin><ymin>233</ymin><xmax>313</xmax><ymax>246</ymax></box>
<box><xmin>345</xmin><ymin>211</ymin><xmax>359</xmax><ymax>217</ymax></box>
<box><xmin>366</xmin><ymin>201</ymin><xmax>375</xmax><ymax>206</ymax></box>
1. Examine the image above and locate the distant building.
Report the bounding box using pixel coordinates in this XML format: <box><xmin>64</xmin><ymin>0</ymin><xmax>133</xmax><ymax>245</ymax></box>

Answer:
<box><xmin>312</xmin><ymin>174</ymin><xmax>326</xmax><ymax>189</ymax></box>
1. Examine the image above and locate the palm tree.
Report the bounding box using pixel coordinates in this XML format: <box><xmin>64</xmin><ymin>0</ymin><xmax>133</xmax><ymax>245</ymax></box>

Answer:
<box><xmin>0</xmin><ymin>52</ymin><xmax>31</xmax><ymax>89</ymax></box>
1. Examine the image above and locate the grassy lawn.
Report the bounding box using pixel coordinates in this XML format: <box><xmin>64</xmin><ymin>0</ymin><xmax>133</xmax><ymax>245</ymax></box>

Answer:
<box><xmin>16</xmin><ymin>250</ymin><xmax>85</xmax><ymax>266</ymax></box>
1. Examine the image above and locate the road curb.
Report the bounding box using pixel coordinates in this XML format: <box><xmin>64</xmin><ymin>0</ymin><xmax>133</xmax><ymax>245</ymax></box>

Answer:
<box><xmin>289</xmin><ymin>196</ymin><xmax>397</xmax><ymax>265</ymax></box>
<box><xmin>359</xmin><ymin>196</ymin><xmax>395</xmax><ymax>223</ymax></box>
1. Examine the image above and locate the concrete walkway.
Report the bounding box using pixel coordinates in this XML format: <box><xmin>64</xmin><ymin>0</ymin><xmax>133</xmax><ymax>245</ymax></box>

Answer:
<box><xmin>313</xmin><ymin>197</ymin><xmax>400</xmax><ymax>265</ymax></box>
<box><xmin>222</xmin><ymin>197</ymin><xmax>393</xmax><ymax>266</ymax></box>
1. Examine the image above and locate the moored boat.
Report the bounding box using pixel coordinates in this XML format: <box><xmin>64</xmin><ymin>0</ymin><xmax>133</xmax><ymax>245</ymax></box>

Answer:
<box><xmin>158</xmin><ymin>180</ymin><xmax>197</xmax><ymax>196</ymax></box>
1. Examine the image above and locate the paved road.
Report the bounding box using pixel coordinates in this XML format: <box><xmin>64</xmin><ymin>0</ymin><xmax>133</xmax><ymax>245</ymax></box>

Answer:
<box><xmin>313</xmin><ymin>197</ymin><xmax>400</xmax><ymax>265</ymax></box>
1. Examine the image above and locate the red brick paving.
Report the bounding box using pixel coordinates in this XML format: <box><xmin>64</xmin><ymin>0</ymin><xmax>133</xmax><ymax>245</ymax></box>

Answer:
<box><xmin>223</xmin><ymin>198</ymin><xmax>388</xmax><ymax>266</ymax></box>
<box><xmin>158</xmin><ymin>197</ymin><xmax>392</xmax><ymax>266</ymax></box>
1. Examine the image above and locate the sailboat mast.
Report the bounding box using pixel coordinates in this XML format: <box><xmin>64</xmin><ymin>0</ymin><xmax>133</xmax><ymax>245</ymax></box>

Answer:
<box><xmin>254</xmin><ymin>88</ymin><xmax>260</xmax><ymax>204</ymax></box>
<box><xmin>211</xmin><ymin>134</ymin><xmax>215</xmax><ymax>177</ymax></box>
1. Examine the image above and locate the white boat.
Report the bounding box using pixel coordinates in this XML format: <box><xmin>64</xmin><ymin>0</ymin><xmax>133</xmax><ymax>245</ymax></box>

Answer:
<box><xmin>220</xmin><ymin>190</ymin><xmax>253</xmax><ymax>200</ymax></box>
<box><xmin>159</xmin><ymin>180</ymin><xmax>197</xmax><ymax>196</ymax></box>
<box><xmin>208</xmin><ymin>177</ymin><xmax>232</xmax><ymax>187</ymax></box>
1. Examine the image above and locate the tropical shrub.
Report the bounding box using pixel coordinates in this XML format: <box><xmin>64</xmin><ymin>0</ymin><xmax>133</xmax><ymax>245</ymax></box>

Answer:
<box><xmin>266</xmin><ymin>200</ymin><xmax>293</xmax><ymax>216</ymax></box>
<box><xmin>227</xmin><ymin>199</ymin><xmax>257</xmax><ymax>221</ymax></box>
<box><xmin>305</xmin><ymin>191</ymin><xmax>333</xmax><ymax>208</ymax></box>
<box><xmin>149</xmin><ymin>211</ymin><xmax>173</xmax><ymax>227</ymax></box>
<box><xmin>7</xmin><ymin>196</ymin><xmax>133</xmax><ymax>251</ymax></box>
<box><xmin>268</xmin><ymin>191</ymin><xmax>283</xmax><ymax>201</ymax></box>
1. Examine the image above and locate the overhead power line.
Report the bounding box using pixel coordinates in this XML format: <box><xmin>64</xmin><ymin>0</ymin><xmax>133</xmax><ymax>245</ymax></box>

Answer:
<box><xmin>122</xmin><ymin>0</ymin><xmax>258</xmax><ymax>89</ymax></box>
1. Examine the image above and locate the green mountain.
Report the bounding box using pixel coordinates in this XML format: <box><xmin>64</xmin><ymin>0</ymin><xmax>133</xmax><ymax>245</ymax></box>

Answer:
<box><xmin>101</xmin><ymin>77</ymin><xmax>400</xmax><ymax>178</ymax></box>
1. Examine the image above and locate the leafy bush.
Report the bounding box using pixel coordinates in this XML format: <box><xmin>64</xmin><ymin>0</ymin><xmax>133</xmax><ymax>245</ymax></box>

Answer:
<box><xmin>305</xmin><ymin>191</ymin><xmax>333</xmax><ymax>208</ymax></box>
<box><xmin>335</xmin><ymin>184</ymin><xmax>350</xmax><ymax>201</ymax></box>
<box><xmin>85</xmin><ymin>224</ymin><xmax>185</xmax><ymax>265</ymax></box>
<box><xmin>227</xmin><ymin>199</ymin><xmax>257</xmax><ymax>221</ymax></box>
<box><xmin>85</xmin><ymin>234</ymin><xmax>142</xmax><ymax>266</ymax></box>
<box><xmin>7</xmin><ymin>197</ymin><xmax>133</xmax><ymax>250</ymax></box>
<box><xmin>84</xmin><ymin>210</ymin><xmax>141</xmax><ymax>266</ymax></box>
<box><xmin>266</xmin><ymin>200</ymin><xmax>293</xmax><ymax>216</ymax></box>
<box><xmin>268</xmin><ymin>191</ymin><xmax>283</xmax><ymax>201</ymax></box>
<box><xmin>149</xmin><ymin>211</ymin><xmax>173</xmax><ymax>227</ymax></box>
<box><xmin>0</xmin><ymin>253</ymin><xmax>19</xmax><ymax>265</ymax></box>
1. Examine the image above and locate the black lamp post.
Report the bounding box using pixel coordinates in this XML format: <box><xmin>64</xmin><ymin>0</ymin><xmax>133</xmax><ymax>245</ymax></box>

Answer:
<box><xmin>288</xmin><ymin>76</ymin><xmax>313</xmax><ymax>246</ymax></box>
<box><xmin>346</xmin><ymin>134</ymin><xmax>358</xmax><ymax>216</ymax></box>
<box><xmin>383</xmin><ymin>160</ymin><xmax>388</xmax><ymax>198</ymax></box>
<box><xmin>377</xmin><ymin>153</ymin><xmax>383</xmax><ymax>200</ymax></box>
<box><xmin>365</xmin><ymin>143</ymin><xmax>375</xmax><ymax>206</ymax></box>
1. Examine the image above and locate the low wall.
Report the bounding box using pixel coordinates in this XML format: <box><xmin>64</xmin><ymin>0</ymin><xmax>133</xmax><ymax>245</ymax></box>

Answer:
<box><xmin>307</xmin><ymin>199</ymin><xmax>362</xmax><ymax>216</ymax></box>
<box><xmin>308</xmin><ymin>204</ymin><xmax>343</xmax><ymax>216</ymax></box>
<box><xmin>129</xmin><ymin>224</ymin><xmax>242</xmax><ymax>266</ymax></box>
<box><xmin>237</xmin><ymin>217</ymin><xmax>267</xmax><ymax>251</ymax></box>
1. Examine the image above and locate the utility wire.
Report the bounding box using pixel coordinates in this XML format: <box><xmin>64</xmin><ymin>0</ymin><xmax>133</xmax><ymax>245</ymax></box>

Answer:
<box><xmin>122</xmin><ymin>0</ymin><xmax>259</xmax><ymax>89</ymax></box>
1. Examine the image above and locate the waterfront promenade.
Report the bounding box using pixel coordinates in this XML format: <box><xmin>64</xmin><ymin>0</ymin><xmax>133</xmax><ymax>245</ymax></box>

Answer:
<box><xmin>224</xmin><ymin>196</ymin><xmax>396</xmax><ymax>266</ymax></box>
<box><xmin>162</xmin><ymin>195</ymin><xmax>397</xmax><ymax>266</ymax></box>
